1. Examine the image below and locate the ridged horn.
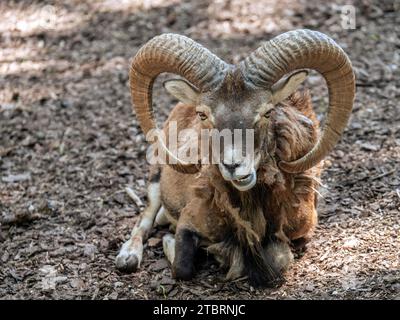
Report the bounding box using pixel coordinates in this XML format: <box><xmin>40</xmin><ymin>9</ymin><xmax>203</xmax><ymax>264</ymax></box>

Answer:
<box><xmin>130</xmin><ymin>33</ymin><xmax>229</xmax><ymax>136</ymax></box>
<box><xmin>240</xmin><ymin>29</ymin><xmax>355</xmax><ymax>173</ymax></box>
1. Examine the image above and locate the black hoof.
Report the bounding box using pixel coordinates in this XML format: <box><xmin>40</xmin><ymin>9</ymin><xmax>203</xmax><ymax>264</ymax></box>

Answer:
<box><xmin>173</xmin><ymin>263</ymin><xmax>195</xmax><ymax>281</ymax></box>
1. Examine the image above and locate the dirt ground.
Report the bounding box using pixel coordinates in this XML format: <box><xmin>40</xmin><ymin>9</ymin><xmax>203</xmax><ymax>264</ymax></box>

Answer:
<box><xmin>0</xmin><ymin>0</ymin><xmax>399</xmax><ymax>300</ymax></box>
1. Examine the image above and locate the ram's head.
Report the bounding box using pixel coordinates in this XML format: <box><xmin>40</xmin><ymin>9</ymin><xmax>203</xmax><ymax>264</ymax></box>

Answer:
<box><xmin>130</xmin><ymin>30</ymin><xmax>355</xmax><ymax>191</ymax></box>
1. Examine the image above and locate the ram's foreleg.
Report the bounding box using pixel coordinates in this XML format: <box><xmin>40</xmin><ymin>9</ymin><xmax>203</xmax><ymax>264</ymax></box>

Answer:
<box><xmin>172</xmin><ymin>228</ymin><xmax>200</xmax><ymax>280</ymax></box>
<box><xmin>169</xmin><ymin>198</ymin><xmax>208</xmax><ymax>281</ymax></box>
<box><xmin>116</xmin><ymin>169</ymin><xmax>161</xmax><ymax>273</ymax></box>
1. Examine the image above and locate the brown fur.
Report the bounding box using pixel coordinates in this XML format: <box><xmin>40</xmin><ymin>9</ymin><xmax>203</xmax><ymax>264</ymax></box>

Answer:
<box><xmin>157</xmin><ymin>89</ymin><xmax>322</xmax><ymax>286</ymax></box>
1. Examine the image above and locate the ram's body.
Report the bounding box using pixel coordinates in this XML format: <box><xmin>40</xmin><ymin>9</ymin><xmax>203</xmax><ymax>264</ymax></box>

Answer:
<box><xmin>157</xmin><ymin>91</ymin><xmax>321</xmax><ymax>284</ymax></box>
<box><xmin>115</xmin><ymin>30</ymin><xmax>354</xmax><ymax>287</ymax></box>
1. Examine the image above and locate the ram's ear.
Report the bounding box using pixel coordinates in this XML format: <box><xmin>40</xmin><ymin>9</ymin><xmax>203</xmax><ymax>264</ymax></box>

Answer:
<box><xmin>163</xmin><ymin>79</ymin><xmax>200</xmax><ymax>106</ymax></box>
<box><xmin>271</xmin><ymin>70</ymin><xmax>309</xmax><ymax>104</ymax></box>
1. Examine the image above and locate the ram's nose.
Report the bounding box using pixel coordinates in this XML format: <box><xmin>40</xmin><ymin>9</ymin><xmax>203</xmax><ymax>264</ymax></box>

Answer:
<box><xmin>221</xmin><ymin>161</ymin><xmax>241</xmax><ymax>175</ymax></box>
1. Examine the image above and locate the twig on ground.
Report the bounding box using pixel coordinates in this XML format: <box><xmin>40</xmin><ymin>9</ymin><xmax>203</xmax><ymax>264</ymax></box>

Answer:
<box><xmin>370</xmin><ymin>169</ymin><xmax>396</xmax><ymax>181</ymax></box>
<box><xmin>345</xmin><ymin>169</ymin><xmax>396</xmax><ymax>186</ymax></box>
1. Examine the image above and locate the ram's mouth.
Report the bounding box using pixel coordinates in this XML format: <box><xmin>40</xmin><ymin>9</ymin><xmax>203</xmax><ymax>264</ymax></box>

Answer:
<box><xmin>231</xmin><ymin>169</ymin><xmax>257</xmax><ymax>191</ymax></box>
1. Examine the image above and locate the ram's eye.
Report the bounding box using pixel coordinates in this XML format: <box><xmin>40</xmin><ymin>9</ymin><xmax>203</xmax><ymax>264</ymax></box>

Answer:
<box><xmin>197</xmin><ymin>111</ymin><xmax>208</xmax><ymax>121</ymax></box>
<box><xmin>263</xmin><ymin>109</ymin><xmax>273</xmax><ymax>119</ymax></box>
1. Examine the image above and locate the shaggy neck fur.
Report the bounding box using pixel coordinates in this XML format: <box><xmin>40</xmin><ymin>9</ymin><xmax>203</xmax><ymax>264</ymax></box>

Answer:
<box><xmin>196</xmin><ymin>91</ymin><xmax>321</xmax><ymax>286</ymax></box>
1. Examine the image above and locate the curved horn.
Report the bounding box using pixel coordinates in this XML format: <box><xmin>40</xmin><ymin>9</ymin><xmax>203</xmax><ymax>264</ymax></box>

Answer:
<box><xmin>240</xmin><ymin>29</ymin><xmax>355</xmax><ymax>173</ymax></box>
<box><xmin>130</xmin><ymin>33</ymin><xmax>229</xmax><ymax>136</ymax></box>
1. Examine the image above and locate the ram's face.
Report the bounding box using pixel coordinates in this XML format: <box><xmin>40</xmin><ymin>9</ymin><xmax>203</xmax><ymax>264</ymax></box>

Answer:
<box><xmin>164</xmin><ymin>70</ymin><xmax>308</xmax><ymax>191</ymax></box>
<box><xmin>199</xmin><ymin>86</ymin><xmax>269</xmax><ymax>191</ymax></box>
